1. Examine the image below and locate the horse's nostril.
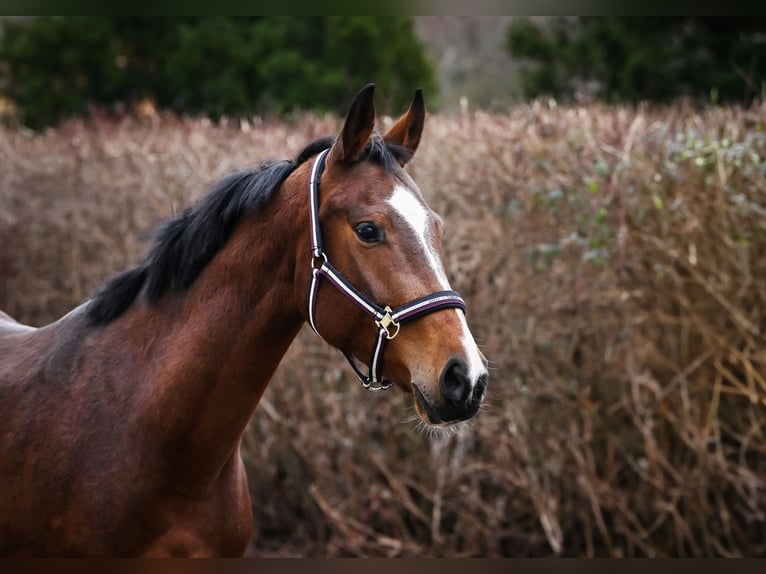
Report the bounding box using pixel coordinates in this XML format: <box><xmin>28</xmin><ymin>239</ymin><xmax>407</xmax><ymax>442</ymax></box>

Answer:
<box><xmin>439</xmin><ymin>358</ymin><xmax>471</xmax><ymax>404</ymax></box>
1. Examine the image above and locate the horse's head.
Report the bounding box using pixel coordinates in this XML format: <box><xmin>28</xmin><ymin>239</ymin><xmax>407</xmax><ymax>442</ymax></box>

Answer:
<box><xmin>296</xmin><ymin>84</ymin><xmax>488</xmax><ymax>427</ymax></box>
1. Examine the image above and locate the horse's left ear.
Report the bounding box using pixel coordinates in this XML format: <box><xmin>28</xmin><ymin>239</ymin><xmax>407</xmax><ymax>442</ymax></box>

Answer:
<box><xmin>383</xmin><ymin>89</ymin><xmax>425</xmax><ymax>164</ymax></box>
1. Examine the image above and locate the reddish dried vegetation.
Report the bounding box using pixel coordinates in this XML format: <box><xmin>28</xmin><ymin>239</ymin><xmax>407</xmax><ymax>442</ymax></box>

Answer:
<box><xmin>1</xmin><ymin>101</ymin><xmax>765</xmax><ymax>556</ymax></box>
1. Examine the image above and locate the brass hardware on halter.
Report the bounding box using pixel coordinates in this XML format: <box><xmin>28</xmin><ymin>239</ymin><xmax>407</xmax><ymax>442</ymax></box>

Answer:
<box><xmin>375</xmin><ymin>306</ymin><xmax>401</xmax><ymax>340</ymax></box>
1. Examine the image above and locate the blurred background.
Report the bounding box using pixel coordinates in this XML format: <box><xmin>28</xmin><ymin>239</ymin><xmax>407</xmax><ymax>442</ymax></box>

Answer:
<box><xmin>0</xmin><ymin>16</ymin><xmax>765</xmax><ymax>556</ymax></box>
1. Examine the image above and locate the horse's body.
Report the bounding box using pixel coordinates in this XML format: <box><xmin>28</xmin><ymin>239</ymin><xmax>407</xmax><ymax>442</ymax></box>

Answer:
<box><xmin>0</xmin><ymin>85</ymin><xmax>488</xmax><ymax>556</ymax></box>
<box><xmin>0</xmin><ymin>199</ymin><xmax>300</xmax><ymax>555</ymax></box>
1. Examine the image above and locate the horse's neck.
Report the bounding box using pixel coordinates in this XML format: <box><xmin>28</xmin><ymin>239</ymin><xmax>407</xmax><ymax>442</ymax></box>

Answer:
<box><xmin>125</xmin><ymin>193</ymin><xmax>307</xmax><ymax>492</ymax></box>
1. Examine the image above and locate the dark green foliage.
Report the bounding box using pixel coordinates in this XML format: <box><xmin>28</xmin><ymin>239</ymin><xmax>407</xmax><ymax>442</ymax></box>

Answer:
<box><xmin>0</xmin><ymin>17</ymin><xmax>436</xmax><ymax>129</ymax></box>
<box><xmin>506</xmin><ymin>17</ymin><xmax>766</xmax><ymax>103</ymax></box>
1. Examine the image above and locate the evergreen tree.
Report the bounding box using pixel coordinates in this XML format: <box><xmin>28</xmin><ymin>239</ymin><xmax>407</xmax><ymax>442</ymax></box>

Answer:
<box><xmin>506</xmin><ymin>17</ymin><xmax>766</xmax><ymax>103</ymax></box>
<box><xmin>0</xmin><ymin>17</ymin><xmax>436</xmax><ymax>129</ymax></box>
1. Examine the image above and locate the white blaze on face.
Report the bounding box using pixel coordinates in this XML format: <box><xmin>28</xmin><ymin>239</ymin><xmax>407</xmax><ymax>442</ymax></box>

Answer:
<box><xmin>386</xmin><ymin>184</ymin><xmax>450</xmax><ymax>289</ymax></box>
<box><xmin>386</xmin><ymin>184</ymin><xmax>486</xmax><ymax>385</ymax></box>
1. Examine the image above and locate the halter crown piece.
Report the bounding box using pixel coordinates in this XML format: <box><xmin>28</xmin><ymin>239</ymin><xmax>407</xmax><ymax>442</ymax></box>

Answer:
<box><xmin>306</xmin><ymin>148</ymin><xmax>468</xmax><ymax>391</ymax></box>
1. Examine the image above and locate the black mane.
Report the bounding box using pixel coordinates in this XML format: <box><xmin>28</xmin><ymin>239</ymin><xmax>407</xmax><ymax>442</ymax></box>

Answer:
<box><xmin>87</xmin><ymin>135</ymin><xmax>411</xmax><ymax>326</ymax></box>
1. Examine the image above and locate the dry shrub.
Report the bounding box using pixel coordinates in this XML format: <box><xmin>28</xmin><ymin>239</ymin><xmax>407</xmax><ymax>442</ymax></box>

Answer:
<box><xmin>0</xmin><ymin>101</ymin><xmax>764</xmax><ymax>557</ymax></box>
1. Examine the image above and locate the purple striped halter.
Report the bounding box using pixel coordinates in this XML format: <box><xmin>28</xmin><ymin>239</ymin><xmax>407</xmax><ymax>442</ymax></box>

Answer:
<box><xmin>306</xmin><ymin>148</ymin><xmax>467</xmax><ymax>391</ymax></box>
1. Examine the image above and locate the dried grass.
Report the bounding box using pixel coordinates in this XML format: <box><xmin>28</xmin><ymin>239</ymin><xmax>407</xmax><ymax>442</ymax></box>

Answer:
<box><xmin>1</xmin><ymin>100</ymin><xmax>765</xmax><ymax>556</ymax></box>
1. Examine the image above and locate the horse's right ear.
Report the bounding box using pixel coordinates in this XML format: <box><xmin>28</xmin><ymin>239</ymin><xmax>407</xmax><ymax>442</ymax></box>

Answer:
<box><xmin>328</xmin><ymin>84</ymin><xmax>376</xmax><ymax>165</ymax></box>
<box><xmin>383</xmin><ymin>89</ymin><xmax>425</xmax><ymax>162</ymax></box>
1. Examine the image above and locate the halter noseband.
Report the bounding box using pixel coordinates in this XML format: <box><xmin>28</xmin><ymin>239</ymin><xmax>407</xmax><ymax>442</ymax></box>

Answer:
<box><xmin>306</xmin><ymin>148</ymin><xmax>467</xmax><ymax>391</ymax></box>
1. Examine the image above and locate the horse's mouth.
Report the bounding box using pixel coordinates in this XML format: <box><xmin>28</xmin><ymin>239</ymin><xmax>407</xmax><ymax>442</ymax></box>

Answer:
<box><xmin>411</xmin><ymin>383</ymin><xmax>440</xmax><ymax>425</ymax></box>
<box><xmin>411</xmin><ymin>382</ymin><xmax>482</xmax><ymax>427</ymax></box>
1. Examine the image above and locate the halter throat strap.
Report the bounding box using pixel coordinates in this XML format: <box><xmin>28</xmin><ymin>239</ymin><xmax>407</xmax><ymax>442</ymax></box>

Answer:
<box><xmin>306</xmin><ymin>148</ymin><xmax>467</xmax><ymax>391</ymax></box>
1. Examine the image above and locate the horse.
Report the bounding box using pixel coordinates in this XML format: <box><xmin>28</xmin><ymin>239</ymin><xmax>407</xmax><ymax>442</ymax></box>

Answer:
<box><xmin>0</xmin><ymin>84</ymin><xmax>489</xmax><ymax>557</ymax></box>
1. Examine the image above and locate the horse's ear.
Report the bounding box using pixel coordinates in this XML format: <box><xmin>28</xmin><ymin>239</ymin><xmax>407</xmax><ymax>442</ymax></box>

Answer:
<box><xmin>328</xmin><ymin>83</ymin><xmax>376</xmax><ymax>165</ymax></box>
<box><xmin>383</xmin><ymin>89</ymin><xmax>425</xmax><ymax>164</ymax></box>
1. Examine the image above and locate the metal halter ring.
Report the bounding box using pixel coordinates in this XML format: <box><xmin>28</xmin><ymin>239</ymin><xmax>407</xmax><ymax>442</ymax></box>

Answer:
<box><xmin>311</xmin><ymin>251</ymin><xmax>328</xmax><ymax>272</ymax></box>
<box><xmin>362</xmin><ymin>379</ymin><xmax>391</xmax><ymax>392</ymax></box>
<box><xmin>375</xmin><ymin>306</ymin><xmax>400</xmax><ymax>340</ymax></box>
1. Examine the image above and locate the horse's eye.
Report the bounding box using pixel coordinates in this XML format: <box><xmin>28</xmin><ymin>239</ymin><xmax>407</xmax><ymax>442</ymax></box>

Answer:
<box><xmin>354</xmin><ymin>222</ymin><xmax>384</xmax><ymax>244</ymax></box>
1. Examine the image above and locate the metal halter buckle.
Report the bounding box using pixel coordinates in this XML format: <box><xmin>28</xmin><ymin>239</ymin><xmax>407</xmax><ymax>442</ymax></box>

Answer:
<box><xmin>375</xmin><ymin>306</ymin><xmax>400</xmax><ymax>340</ymax></box>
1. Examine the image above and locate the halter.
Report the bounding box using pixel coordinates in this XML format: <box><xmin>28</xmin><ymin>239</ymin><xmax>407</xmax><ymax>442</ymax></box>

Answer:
<box><xmin>306</xmin><ymin>148</ymin><xmax>467</xmax><ymax>391</ymax></box>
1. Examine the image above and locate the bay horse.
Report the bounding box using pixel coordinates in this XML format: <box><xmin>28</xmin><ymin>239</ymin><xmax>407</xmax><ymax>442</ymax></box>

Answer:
<box><xmin>0</xmin><ymin>84</ymin><xmax>488</xmax><ymax>557</ymax></box>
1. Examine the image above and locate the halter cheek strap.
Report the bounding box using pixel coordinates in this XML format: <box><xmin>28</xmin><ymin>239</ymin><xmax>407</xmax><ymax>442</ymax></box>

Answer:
<box><xmin>306</xmin><ymin>148</ymin><xmax>467</xmax><ymax>391</ymax></box>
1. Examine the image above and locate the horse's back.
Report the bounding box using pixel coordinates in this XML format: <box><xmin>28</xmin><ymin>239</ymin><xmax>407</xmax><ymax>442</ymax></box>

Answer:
<box><xmin>0</xmin><ymin>309</ymin><xmax>43</xmax><ymax>393</ymax></box>
<box><xmin>0</xmin><ymin>309</ymin><xmax>45</xmax><ymax>392</ymax></box>
<box><xmin>0</xmin><ymin>310</ymin><xmax>37</xmax><ymax>334</ymax></box>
